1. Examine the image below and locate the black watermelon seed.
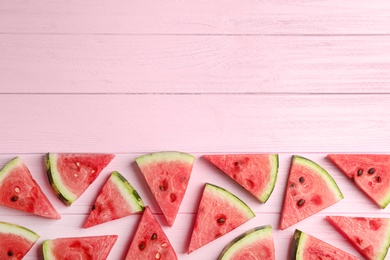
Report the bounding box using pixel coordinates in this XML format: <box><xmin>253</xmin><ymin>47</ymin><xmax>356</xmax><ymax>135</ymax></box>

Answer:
<box><xmin>299</xmin><ymin>177</ymin><xmax>305</xmax><ymax>183</ymax></box>
<box><xmin>8</xmin><ymin>251</ymin><xmax>13</xmax><ymax>257</ymax></box>
<box><xmin>357</xmin><ymin>169</ymin><xmax>363</xmax><ymax>176</ymax></box>
<box><xmin>91</xmin><ymin>205</ymin><xmax>96</xmax><ymax>210</ymax></box>
<box><xmin>11</xmin><ymin>196</ymin><xmax>18</xmax><ymax>202</ymax></box>
<box><xmin>217</xmin><ymin>218</ymin><xmax>226</xmax><ymax>224</ymax></box>
<box><xmin>368</xmin><ymin>168</ymin><xmax>375</xmax><ymax>174</ymax></box>
<box><xmin>139</xmin><ymin>243</ymin><xmax>145</xmax><ymax>250</ymax></box>
<box><xmin>297</xmin><ymin>199</ymin><xmax>305</xmax><ymax>207</ymax></box>
<box><xmin>377</xmin><ymin>176</ymin><xmax>382</xmax><ymax>183</ymax></box>
<box><xmin>159</xmin><ymin>185</ymin><xmax>165</xmax><ymax>191</ymax></box>
<box><xmin>151</xmin><ymin>233</ymin><xmax>157</xmax><ymax>240</ymax></box>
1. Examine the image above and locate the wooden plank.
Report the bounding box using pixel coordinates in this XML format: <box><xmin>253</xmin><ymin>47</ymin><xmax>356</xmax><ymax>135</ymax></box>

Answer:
<box><xmin>1</xmin><ymin>35</ymin><xmax>390</xmax><ymax>94</ymax></box>
<box><xmin>1</xmin><ymin>0</ymin><xmax>389</xmax><ymax>35</ymax></box>
<box><xmin>0</xmin><ymin>94</ymin><xmax>389</xmax><ymax>153</ymax></box>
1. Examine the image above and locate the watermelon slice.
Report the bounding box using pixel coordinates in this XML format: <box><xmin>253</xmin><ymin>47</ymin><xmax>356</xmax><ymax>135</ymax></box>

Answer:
<box><xmin>188</xmin><ymin>183</ymin><xmax>255</xmax><ymax>254</ymax></box>
<box><xmin>204</xmin><ymin>154</ymin><xmax>279</xmax><ymax>203</ymax></box>
<box><xmin>327</xmin><ymin>215</ymin><xmax>390</xmax><ymax>260</ymax></box>
<box><xmin>327</xmin><ymin>154</ymin><xmax>390</xmax><ymax>208</ymax></box>
<box><xmin>290</xmin><ymin>229</ymin><xmax>359</xmax><ymax>259</ymax></box>
<box><xmin>136</xmin><ymin>151</ymin><xmax>195</xmax><ymax>226</ymax></box>
<box><xmin>217</xmin><ymin>225</ymin><xmax>275</xmax><ymax>260</ymax></box>
<box><xmin>84</xmin><ymin>171</ymin><xmax>145</xmax><ymax>228</ymax></box>
<box><xmin>45</xmin><ymin>153</ymin><xmax>115</xmax><ymax>205</ymax></box>
<box><xmin>125</xmin><ymin>206</ymin><xmax>177</xmax><ymax>260</ymax></box>
<box><xmin>0</xmin><ymin>221</ymin><xmax>40</xmax><ymax>259</ymax></box>
<box><xmin>42</xmin><ymin>235</ymin><xmax>117</xmax><ymax>260</ymax></box>
<box><xmin>280</xmin><ymin>155</ymin><xmax>343</xmax><ymax>230</ymax></box>
<box><xmin>0</xmin><ymin>157</ymin><xmax>60</xmax><ymax>219</ymax></box>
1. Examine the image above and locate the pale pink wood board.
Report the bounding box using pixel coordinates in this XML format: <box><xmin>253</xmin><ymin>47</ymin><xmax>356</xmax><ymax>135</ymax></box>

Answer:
<box><xmin>1</xmin><ymin>0</ymin><xmax>390</xmax><ymax>259</ymax></box>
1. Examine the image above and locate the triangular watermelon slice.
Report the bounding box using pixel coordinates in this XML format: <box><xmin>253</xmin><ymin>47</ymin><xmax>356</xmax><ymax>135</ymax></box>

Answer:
<box><xmin>327</xmin><ymin>154</ymin><xmax>390</xmax><ymax>208</ymax></box>
<box><xmin>0</xmin><ymin>221</ymin><xmax>40</xmax><ymax>259</ymax></box>
<box><xmin>188</xmin><ymin>183</ymin><xmax>255</xmax><ymax>254</ymax></box>
<box><xmin>45</xmin><ymin>153</ymin><xmax>115</xmax><ymax>205</ymax></box>
<box><xmin>125</xmin><ymin>206</ymin><xmax>178</xmax><ymax>260</ymax></box>
<box><xmin>218</xmin><ymin>225</ymin><xmax>275</xmax><ymax>260</ymax></box>
<box><xmin>0</xmin><ymin>157</ymin><xmax>60</xmax><ymax>219</ymax></box>
<box><xmin>43</xmin><ymin>235</ymin><xmax>117</xmax><ymax>259</ymax></box>
<box><xmin>290</xmin><ymin>229</ymin><xmax>359</xmax><ymax>259</ymax></box>
<box><xmin>84</xmin><ymin>171</ymin><xmax>145</xmax><ymax>228</ymax></box>
<box><xmin>204</xmin><ymin>154</ymin><xmax>279</xmax><ymax>203</ymax></box>
<box><xmin>280</xmin><ymin>155</ymin><xmax>343</xmax><ymax>230</ymax></box>
<box><xmin>136</xmin><ymin>151</ymin><xmax>195</xmax><ymax>226</ymax></box>
<box><xmin>327</xmin><ymin>215</ymin><xmax>390</xmax><ymax>260</ymax></box>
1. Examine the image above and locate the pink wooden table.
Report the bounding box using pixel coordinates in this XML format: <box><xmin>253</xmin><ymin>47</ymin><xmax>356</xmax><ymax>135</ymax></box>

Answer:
<box><xmin>1</xmin><ymin>1</ymin><xmax>390</xmax><ymax>259</ymax></box>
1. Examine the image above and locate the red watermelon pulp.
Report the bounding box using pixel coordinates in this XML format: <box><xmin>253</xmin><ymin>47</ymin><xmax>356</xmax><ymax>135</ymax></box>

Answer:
<box><xmin>280</xmin><ymin>155</ymin><xmax>343</xmax><ymax>230</ymax></box>
<box><xmin>327</xmin><ymin>215</ymin><xmax>390</xmax><ymax>260</ymax></box>
<box><xmin>136</xmin><ymin>151</ymin><xmax>195</xmax><ymax>226</ymax></box>
<box><xmin>125</xmin><ymin>206</ymin><xmax>177</xmax><ymax>260</ymax></box>
<box><xmin>0</xmin><ymin>157</ymin><xmax>60</xmax><ymax>219</ymax></box>
<box><xmin>46</xmin><ymin>153</ymin><xmax>115</xmax><ymax>205</ymax></box>
<box><xmin>188</xmin><ymin>183</ymin><xmax>255</xmax><ymax>254</ymax></box>
<box><xmin>204</xmin><ymin>154</ymin><xmax>279</xmax><ymax>203</ymax></box>
<box><xmin>328</xmin><ymin>154</ymin><xmax>390</xmax><ymax>208</ymax></box>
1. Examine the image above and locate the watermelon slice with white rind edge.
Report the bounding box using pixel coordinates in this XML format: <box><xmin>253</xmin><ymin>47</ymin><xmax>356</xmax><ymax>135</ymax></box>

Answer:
<box><xmin>125</xmin><ymin>206</ymin><xmax>178</xmax><ymax>260</ymax></box>
<box><xmin>327</xmin><ymin>154</ymin><xmax>390</xmax><ymax>208</ymax></box>
<box><xmin>42</xmin><ymin>235</ymin><xmax>117</xmax><ymax>260</ymax></box>
<box><xmin>280</xmin><ymin>155</ymin><xmax>343</xmax><ymax>230</ymax></box>
<box><xmin>188</xmin><ymin>183</ymin><xmax>255</xmax><ymax>254</ymax></box>
<box><xmin>136</xmin><ymin>151</ymin><xmax>195</xmax><ymax>226</ymax></box>
<box><xmin>45</xmin><ymin>153</ymin><xmax>115</xmax><ymax>205</ymax></box>
<box><xmin>327</xmin><ymin>215</ymin><xmax>390</xmax><ymax>260</ymax></box>
<box><xmin>204</xmin><ymin>154</ymin><xmax>279</xmax><ymax>203</ymax></box>
<box><xmin>0</xmin><ymin>221</ymin><xmax>40</xmax><ymax>259</ymax></box>
<box><xmin>0</xmin><ymin>157</ymin><xmax>60</xmax><ymax>219</ymax></box>
<box><xmin>290</xmin><ymin>229</ymin><xmax>359</xmax><ymax>259</ymax></box>
<box><xmin>218</xmin><ymin>225</ymin><xmax>275</xmax><ymax>260</ymax></box>
<box><xmin>84</xmin><ymin>171</ymin><xmax>145</xmax><ymax>228</ymax></box>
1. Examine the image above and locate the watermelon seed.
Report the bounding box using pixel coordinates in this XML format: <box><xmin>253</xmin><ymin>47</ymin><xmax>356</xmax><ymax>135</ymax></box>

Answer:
<box><xmin>7</xmin><ymin>251</ymin><xmax>13</xmax><ymax>257</ymax></box>
<box><xmin>357</xmin><ymin>169</ymin><xmax>363</xmax><ymax>176</ymax></box>
<box><xmin>139</xmin><ymin>243</ymin><xmax>145</xmax><ymax>250</ymax></box>
<box><xmin>11</xmin><ymin>196</ymin><xmax>18</xmax><ymax>202</ymax></box>
<box><xmin>159</xmin><ymin>185</ymin><xmax>165</xmax><ymax>191</ymax></box>
<box><xmin>155</xmin><ymin>252</ymin><xmax>161</xmax><ymax>259</ymax></box>
<box><xmin>92</xmin><ymin>205</ymin><xmax>96</xmax><ymax>210</ymax></box>
<box><xmin>14</xmin><ymin>187</ymin><xmax>20</xmax><ymax>193</ymax></box>
<box><xmin>368</xmin><ymin>168</ymin><xmax>375</xmax><ymax>174</ymax></box>
<box><xmin>161</xmin><ymin>242</ymin><xmax>168</xmax><ymax>248</ymax></box>
<box><xmin>297</xmin><ymin>199</ymin><xmax>305</xmax><ymax>206</ymax></box>
<box><xmin>217</xmin><ymin>217</ymin><xmax>226</xmax><ymax>224</ymax></box>
<box><xmin>151</xmin><ymin>233</ymin><xmax>157</xmax><ymax>240</ymax></box>
<box><xmin>91</xmin><ymin>169</ymin><xmax>95</xmax><ymax>173</ymax></box>
<box><xmin>377</xmin><ymin>176</ymin><xmax>382</xmax><ymax>183</ymax></box>
<box><xmin>299</xmin><ymin>177</ymin><xmax>305</xmax><ymax>183</ymax></box>
<box><xmin>76</xmin><ymin>162</ymin><xmax>80</xmax><ymax>167</ymax></box>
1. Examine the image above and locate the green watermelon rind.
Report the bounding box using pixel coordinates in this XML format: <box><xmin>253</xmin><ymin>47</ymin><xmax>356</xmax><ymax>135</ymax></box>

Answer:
<box><xmin>136</xmin><ymin>151</ymin><xmax>195</xmax><ymax>166</ymax></box>
<box><xmin>290</xmin><ymin>229</ymin><xmax>308</xmax><ymax>259</ymax></box>
<box><xmin>260</xmin><ymin>154</ymin><xmax>279</xmax><ymax>203</ymax></box>
<box><xmin>0</xmin><ymin>221</ymin><xmax>40</xmax><ymax>243</ymax></box>
<box><xmin>217</xmin><ymin>225</ymin><xmax>273</xmax><ymax>260</ymax></box>
<box><xmin>0</xmin><ymin>157</ymin><xmax>22</xmax><ymax>184</ymax></box>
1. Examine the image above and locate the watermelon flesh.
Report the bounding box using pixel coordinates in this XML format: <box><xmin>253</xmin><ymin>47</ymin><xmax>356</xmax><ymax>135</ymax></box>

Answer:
<box><xmin>188</xmin><ymin>183</ymin><xmax>255</xmax><ymax>254</ymax></box>
<box><xmin>0</xmin><ymin>221</ymin><xmax>40</xmax><ymax>259</ymax></box>
<box><xmin>125</xmin><ymin>206</ymin><xmax>178</xmax><ymax>260</ymax></box>
<box><xmin>204</xmin><ymin>154</ymin><xmax>279</xmax><ymax>203</ymax></box>
<box><xmin>218</xmin><ymin>225</ymin><xmax>275</xmax><ymax>260</ymax></box>
<box><xmin>327</xmin><ymin>154</ymin><xmax>390</xmax><ymax>208</ymax></box>
<box><xmin>280</xmin><ymin>155</ymin><xmax>343</xmax><ymax>230</ymax></box>
<box><xmin>0</xmin><ymin>157</ymin><xmax>60</xmax><ymax>219</ymax></box>
<box><xmin>43</xmin><ymin>235</ymin><xmax>117</xmax><ymax>260</ymax></box>
<box><xmin>84</xmin><ymin>171</ymin><xmax>145</xmax><ymax>228</ymax></box>
<box><xmin>136</xmin><ymin>151</ymin><xmax>195</xmax><ymax>226</ymax></box>
<box><xmin>327</xmin><ymin>216</ymin><xmax>390</xmax><ymax>260</ymax></box>
<box><xmin>46</xmin><ymin>153</ymin><xmax>115</xmax><ymax>205</ymax></box>
<box><xmin>290</xmin><ymin>229</ymin><xmax>360</xmax><ymax>259</ymax></box>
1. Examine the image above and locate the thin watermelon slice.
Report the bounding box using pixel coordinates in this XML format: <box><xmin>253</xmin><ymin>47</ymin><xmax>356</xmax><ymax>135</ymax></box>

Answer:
<box><xmin>204</xmin><ymin>154</ymin><xmax>279</xmax><ymax>203</ymax></box>
<box><xmin>327</xmin><ymin>215</ymin><xmax>390</xmax><ymax>260</ymax></box>
<box><xmin>43</xmin><ymin>235</ymin><xmax>117</xmax><ymax>260</ymax></box>
<box><xmin>290</xmin><ymin>229</ymin><xmax>359</xmax><ymax>259</ymax></box>
<box><xmin>0</xmin><ymin>221</ymin><xmax>40</xmax><ymax>259</ymax></box>
<box><xmin>218</xmin><ymin>225</ymin><xmax>275</xmax><ymax>260</ymax></box>
<box><xmin>188</xmin><ymin>183</ymin><xmax>255</xmax><ymax>254</ymax></box>
<box><xmin>45</xmin><ymin>153</ymin><xmax>115</xmax><ymax>205</ymax></box>
<box><xmin>136</xmin><ymin>151</ymin><xmax>195</xmax><ymax>226</ymax></box>
<box><xmin>280</xmin><ymin>155</ymin><xmax>343</xmax><ymax>230</ymax></box>
<box><xmin>0</xmin><ymin>157</ymin><xmax>60</xmax><ymax>219</ymax></box>
<box><xmin>125</xmin><ymin>206</ymin><xmax>178</xmax><ymax>260</ymax></box>
<box><xmin>84</xmin><ymin>171</ymin><xmax>145</xmax><ymax>228</ymax></box>
<box><xmin>327</xmin><ymin>154</ymin><xmax>390</xmax><ymax>208</ymax></box>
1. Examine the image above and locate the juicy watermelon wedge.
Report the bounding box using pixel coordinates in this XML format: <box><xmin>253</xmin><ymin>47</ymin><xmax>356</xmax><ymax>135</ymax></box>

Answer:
<box><xmin>327</xmin><ymin>215</ymin><xmax>390</xmax><ymax>260</ymax></box>
<box><xmin>204</xmin><ymin>154</ymin><xmax>279</xmax><ymax>203</ymax></box>
<box><xmin>290</xmin><ymin>229</ymin><xmax>359</xmax><ymax>259</ymax></box>
<box><xmin>188</xmin><ymin>183</ymin><xmax>255</xmax><ymax>254</ymax></box>
<box><xmin>136</xmin><ymin>151</ymin><xmax>195</xmax><ymax>226</ymax></box>
<box><xmin>218</xmin><ymin>225</ymin><xmax>275</xmax><ymax>260</ymax></box>
<box><xmin>0</xmin><ymin>221</ymin><xmax>40</xmax><ymax>259</ymax></box>
<box><xmin>327</xmin><ymin>154</ymin><xmax>390</xmax><ymax>208</ymax></box>
<box><xmin>84</xmin><ymin>171</ymin><xmax>145</xmax><ymax>228</ymax></box>
<box><xmin>280</xmin><ymin>155</ymin><xmax>343</xmax><ymax>230</ymax></box>
<box><xmin>45</xmin><ymin>153</ymin><xmax>115</xmax><ymax>205</ymax></box>
<box><xmin>125</xmin><ymin>206</ymin><xmax>178</xmax><ymax>260</ymax></box>
<box><xmin>43</xmin><ymin>235</ymin><xmax>117</xmax><ymax>260</ymax></box>
<box><xmin>0</xmin><ymin>157</ymin><xmax>60</xmax><ymax>219</ymax></box>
